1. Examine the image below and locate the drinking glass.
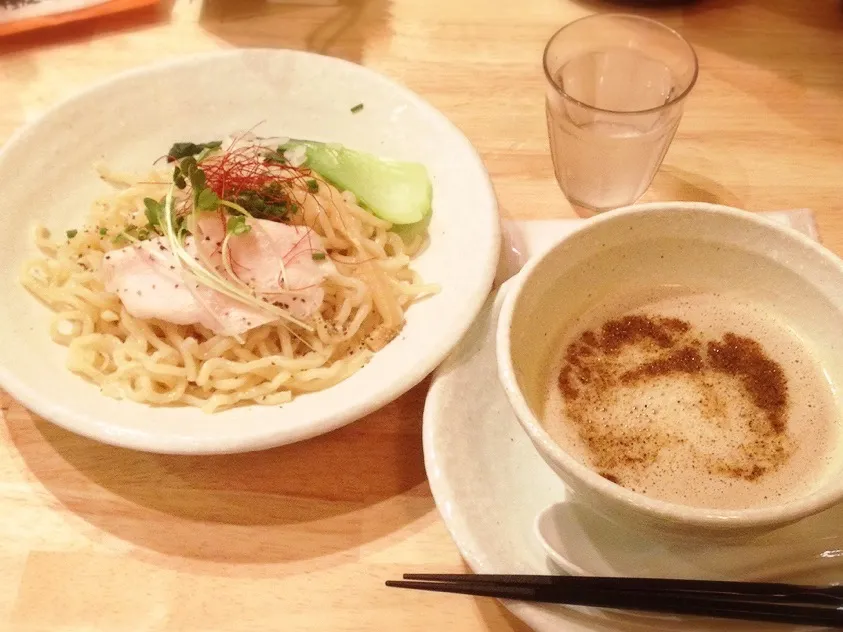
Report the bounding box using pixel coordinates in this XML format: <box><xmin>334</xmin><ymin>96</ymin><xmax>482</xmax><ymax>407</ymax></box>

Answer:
<box><xmin>543</xmin><ymin>14</ymin><xmax>698</xmax><ymax>213</ymax></box>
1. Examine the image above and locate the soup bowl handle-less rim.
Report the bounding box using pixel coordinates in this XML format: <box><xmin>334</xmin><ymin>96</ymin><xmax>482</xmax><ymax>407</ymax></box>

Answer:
<box><xmin>496</xmin><ymin>202</ymin><xmax>843</xmax><ymax>539</ymax></box>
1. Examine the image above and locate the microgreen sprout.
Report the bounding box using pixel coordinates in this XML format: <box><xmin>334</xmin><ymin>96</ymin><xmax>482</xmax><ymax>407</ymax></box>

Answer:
<box><xmin>226</xmin><ymin>215</ymin><xmax>252</xmax><ymax>236</ymax></box>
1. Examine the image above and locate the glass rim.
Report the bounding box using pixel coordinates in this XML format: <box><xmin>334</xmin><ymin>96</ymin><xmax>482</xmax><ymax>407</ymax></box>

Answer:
<box><xmin>542</xmin><ymin>13</ymin><xmax>700</xmax><ymax>116</ymax></box>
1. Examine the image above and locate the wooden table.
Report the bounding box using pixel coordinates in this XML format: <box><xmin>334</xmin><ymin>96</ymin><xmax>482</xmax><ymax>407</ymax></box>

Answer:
<box><xmin>1</xmin><ymin>1</ymin><xmax>842</xmax><ymax>630</ymax></box>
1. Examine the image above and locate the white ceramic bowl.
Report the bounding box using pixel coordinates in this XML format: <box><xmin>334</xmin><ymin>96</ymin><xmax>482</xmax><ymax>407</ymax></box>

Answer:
<box><xmin>0</xmin><ymin>50</ymin><xmax>500</xmax><ymax>454</ymax></box>
<box><xmin>497</xmin><ymin>202</ymin><xmax>843</xmax><ymax>537</ymax></box>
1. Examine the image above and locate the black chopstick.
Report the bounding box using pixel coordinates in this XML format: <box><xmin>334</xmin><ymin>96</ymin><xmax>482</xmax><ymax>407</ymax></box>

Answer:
<box><xmin>401</xmin><ymin>573</ymin><xmax>843</xmax><ymax>601</ymax></box>
<box><xmin>385</xmin><ymin>574</ymin><xmax>843</xmax><ymax>628</ymax></box>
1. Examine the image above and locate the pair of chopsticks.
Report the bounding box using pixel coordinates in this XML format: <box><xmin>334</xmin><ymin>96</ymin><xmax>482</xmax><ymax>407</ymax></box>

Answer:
<box><xmin>386</xmin><ymin>574</ymin><xmax>843</xmax><ymax>627</ymax></box>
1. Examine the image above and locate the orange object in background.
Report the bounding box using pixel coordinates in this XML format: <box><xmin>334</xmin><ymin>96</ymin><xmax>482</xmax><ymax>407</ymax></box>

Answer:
<box><xmin>0</xmin><ymin>0</ymin><xmax>159</xmax><ymax>38</ymax></box>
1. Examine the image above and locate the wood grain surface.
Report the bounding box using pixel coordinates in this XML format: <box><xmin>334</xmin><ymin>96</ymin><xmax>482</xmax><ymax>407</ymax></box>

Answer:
<box><xmin>1</xmin><ymin>1</ymin><xmax>842</xmax><ymax>630</ymax></box>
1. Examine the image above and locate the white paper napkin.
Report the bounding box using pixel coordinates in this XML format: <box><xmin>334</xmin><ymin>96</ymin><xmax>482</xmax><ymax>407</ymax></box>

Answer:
<box><xmin>497</xmin><ymin>209</ymin><xmax>820</xmax><ymax>287</ymax></box>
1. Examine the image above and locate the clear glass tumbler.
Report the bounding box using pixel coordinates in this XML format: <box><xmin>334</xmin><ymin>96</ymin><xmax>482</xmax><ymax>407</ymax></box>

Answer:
<box><xmin>543</xmin><ymin>14</ymin><xmax>698</xmax><ymax>213</ymax></box>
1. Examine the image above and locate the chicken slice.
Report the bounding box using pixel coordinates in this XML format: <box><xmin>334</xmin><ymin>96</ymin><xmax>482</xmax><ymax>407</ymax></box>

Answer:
<box><xmin>100</xmin><ymin>217</ymin><xmax>333</xmax><ymax>337</ymax></box>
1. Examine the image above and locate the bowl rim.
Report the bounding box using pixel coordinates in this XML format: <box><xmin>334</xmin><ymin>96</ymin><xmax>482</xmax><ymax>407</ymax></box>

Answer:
<box><xmin>496</xmin><ymin>201</ymin><xmax>843</xmax><ymax>530</ymax></box>
<box><xmin>0</xmin><ymin>48</ymin><xmax>501</xmax><ymax>454</ymax></box>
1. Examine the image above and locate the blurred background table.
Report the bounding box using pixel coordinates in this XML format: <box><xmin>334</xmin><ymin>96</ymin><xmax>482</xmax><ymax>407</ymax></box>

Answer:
<box><xmin>1</xmin><ymin>1</ymin><xmax>842</xmax><ymax>630</ymax></box>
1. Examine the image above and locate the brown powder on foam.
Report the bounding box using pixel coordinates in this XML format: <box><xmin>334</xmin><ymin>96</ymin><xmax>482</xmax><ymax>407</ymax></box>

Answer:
<box><xmin>558</xmin><ymin>314</ymin><xmax>792</xmax><ymax>488</ymax></box>
<box><xmin>620</xmin><ymin>346</ymin><xmax>705</xmax><ymax>383</ymax></box>
<box><xmin>600</xmin><ymin>315</ymin><xmax>690</xmax><ymax>352</ymax></box>
<box><xmin>708</xmin><ymin>333</ymin><xmax>788</xmax><ymax>432</ymax></box>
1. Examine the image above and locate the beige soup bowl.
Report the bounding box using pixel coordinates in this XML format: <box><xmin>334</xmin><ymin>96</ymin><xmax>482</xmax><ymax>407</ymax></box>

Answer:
<box><xmin>497</xmin><ymin>202</ymin><xmax>843</xmax><ymax>538</ymax></box>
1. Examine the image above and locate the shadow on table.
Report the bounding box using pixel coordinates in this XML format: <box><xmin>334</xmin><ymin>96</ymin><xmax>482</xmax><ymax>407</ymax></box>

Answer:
<box><xmin>199</xmin><ymin>0</ymin><xmax>390</xmax><ymax>64</ymax></box>
<box><xmin>8</xmin><ymin>379</ymin><xmax>433</xmax><ymax>572</ymax></box>
<box><xmin>647</xmin><ymin>164</ymin><xmax>743</xmax><ymax>207</ymax></box>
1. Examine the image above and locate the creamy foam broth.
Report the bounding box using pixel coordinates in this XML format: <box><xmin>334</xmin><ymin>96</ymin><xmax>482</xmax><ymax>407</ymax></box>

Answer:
<box><xmin>541</xmin><ymin>287</ymin><xmax>839</xmax><ymax>510</ymax></box>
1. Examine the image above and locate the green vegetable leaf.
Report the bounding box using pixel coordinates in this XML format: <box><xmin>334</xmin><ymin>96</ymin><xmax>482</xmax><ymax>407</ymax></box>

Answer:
<box><xmin>167</xmin><ymin>141</ymin><xmax>222</xmax><ymax>162</ymax></box>
<box><xmin>66</xmin><ymin>229</ymin><xmax>78</xmax><ymax>239</ymax></box>
<box><xmin>188</xmin><ymin>166</ymin><xmax>206</xmax><ymax>192</ymax></box>
<box><xmin>173</xmin><ymin>166</ymin><xmax>187</xmax><ymax>190</ymax></box>
<box><xmin>143</xmin><ymin>197</ymin><xmax>163</xmax><ymax>228</ymax></box>
<box><xmin>99</xmin><ymin>227</ymin><xmax>108</xmax><ymax>236</ymax></box>
<box><xmin>226</xmin><ymin>215</ymin><xmax>252</xmax><ymax>236</ymax></box>
<box><xmin>312</xmin><ymin>251</ymin><xmax>326</xmax><ymax>260</ymax></box>
<box><xmin>278</xmin><ymin>140</ymin><xmax>432</xmax><ymax>225</ymax></box>
<box><xmin>177</xmin><ymin>157</ymin><xmax>214</xmax><ymax>214</ymax></box>
<box><xmin>306</xmin><ymin>179</ymin><xmax>319</xmax><ymax>193</ymax></box>
<box><xmin>177</xmin><ymin>157</ymin><xmax>201</xmax><ymax>188</ymax></box>
<box><xmin>196</xmin><ymin>188</ymin><xmax>220</xmax><ymax>211</ymax></box>
<box><xmin>350</xmin><ymin>103</ymin><xmax>364</xmax><ymax>114</ymax></box>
